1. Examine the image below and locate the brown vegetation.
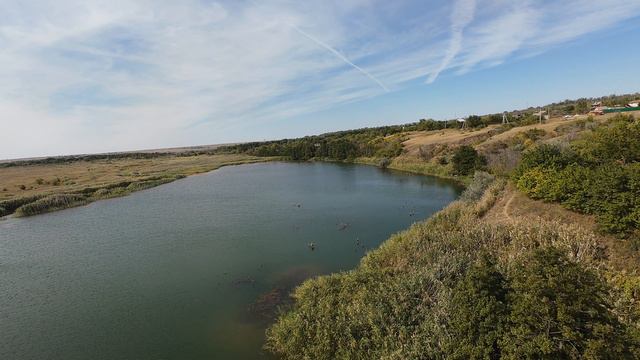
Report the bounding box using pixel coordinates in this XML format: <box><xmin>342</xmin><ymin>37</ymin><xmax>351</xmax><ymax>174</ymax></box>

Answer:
<box><xmin>0</xmin><ymin>154</ymin><xmax>271</xmax><ymax>217</ymax></box>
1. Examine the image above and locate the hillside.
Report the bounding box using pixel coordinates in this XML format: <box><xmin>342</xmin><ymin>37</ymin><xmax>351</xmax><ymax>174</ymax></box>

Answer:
<box><xmin>2</xmin><ymin>93</ymin><xmax>639</xmax><ymax>357</ymax></box>
<box><xmin>264</xmin><ymin>112</ymin><xmax>640</xmax><ymax>358</ymax></box>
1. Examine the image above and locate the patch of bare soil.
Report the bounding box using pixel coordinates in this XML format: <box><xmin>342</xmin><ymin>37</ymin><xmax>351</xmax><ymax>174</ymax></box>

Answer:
<box><xmin>483</xmin><ymin>183</ymin><xmax>640</xmax><ymax>272</ymax></box>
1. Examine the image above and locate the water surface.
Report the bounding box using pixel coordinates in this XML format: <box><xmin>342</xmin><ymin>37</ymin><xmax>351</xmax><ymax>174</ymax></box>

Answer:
<box><xmin>0</xmin><ymin>162</ymin><xmax>462</xmax><ymax>359</ymax></box>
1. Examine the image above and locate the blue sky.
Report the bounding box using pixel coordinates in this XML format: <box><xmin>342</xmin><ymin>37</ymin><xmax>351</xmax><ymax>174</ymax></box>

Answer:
<box><xmin>1</xmin><ymin>0</ymin><xmax>640</xmax><ymax>159</ymax></box>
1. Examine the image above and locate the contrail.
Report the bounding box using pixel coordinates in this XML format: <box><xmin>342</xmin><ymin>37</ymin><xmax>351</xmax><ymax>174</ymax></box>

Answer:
<box><xmin>289</xmin><ymin>24</ymin><xmax>390</xmax><ymax>92</ymax></box>
<box><xmin>427</xmin><ymin>0</ymin><xmax>476</xmax><ymax>83</ymax></box>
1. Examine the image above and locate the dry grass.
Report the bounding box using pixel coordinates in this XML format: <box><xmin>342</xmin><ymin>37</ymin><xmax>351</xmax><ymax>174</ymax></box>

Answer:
<box><xmin>400</xmin><ymin>111</ymin><xmax>640</xmax><ymax>156</ymax></box>
<box><xmin>482</xmin><ymin>183</ymin><xmax>640</xmax><ymax>272</ymax></box>
<box><xmin>0</xmin><ymin>154</ymin><xmax>269</xmax><ymax>202</ymax></box>
<box><xmin>402</xmin><ymin>125</ymin><xmax>500</xmax><ymax>155</ymax></box>
<box><xmin>0</xmin><ymin>154</ymin><xmax>274</xmax><ymax>216</ymax></box>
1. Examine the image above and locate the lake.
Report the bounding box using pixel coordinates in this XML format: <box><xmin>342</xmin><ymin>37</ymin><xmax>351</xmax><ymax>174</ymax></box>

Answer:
<box><xmin>0</xmin><ymin>162</ymin><xmax>462</xmax><ymax>359</ymax></box>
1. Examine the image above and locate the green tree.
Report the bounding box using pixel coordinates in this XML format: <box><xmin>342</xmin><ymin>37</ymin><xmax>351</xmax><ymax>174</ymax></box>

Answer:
<box><xmin>466</xmin><ymin>115</ymin><xmax>484</xmax><ymax>128</ymax></box>
<box><xmin>513</xmin><ymin>144</ymin><xmax>578</xmax><ymax>179</ymax></box>
<box><xmin>501</xmin><ymin>248</ymin><xmax>632</xmax><ymax>359</ymax></box>
<box><xmin>575</xmin><ymin>99</ymin><xmax>590</xmax><ymax>114</ymax></box>
<box><xmin>452</xmin><ymin>145</ymin><xmax>485</xmax><ymax>176</ymax></box>
<box><xmin>446</xmin><ymin>256</ymin><xmax>509</xmax><ymax>359</ymax></box>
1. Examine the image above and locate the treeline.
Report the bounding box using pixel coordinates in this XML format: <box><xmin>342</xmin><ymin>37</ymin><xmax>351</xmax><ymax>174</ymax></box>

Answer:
<box><xmin>548</xmin><ymin>92</ymin><xmax>640</xmax><ymax>115</ymax></box>
<box><xmin>0</xmin><ymin>152</ymin><xmax>173</xmax><ymax>168</ymax></box>
<box><xmin>218</xmin><ymin>124</ymin><xmax>418</xmax><ymax>160</ymax></box>
<box><xmin>513</xmin><ymin>114</ymin><xmax>640</xmax><ymax>234</ymax></box>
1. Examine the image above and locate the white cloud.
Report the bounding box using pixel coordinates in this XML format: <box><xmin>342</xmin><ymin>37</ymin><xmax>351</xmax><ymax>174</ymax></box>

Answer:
<box><xmin>427</xmin><ymin>0</ymin><xmax>476</xmax><ymax>83</ymax></box>
<box><xmin>0</xmin><ymin>0</ymin><xmax>639</xmax><ymax>158</ymax></box>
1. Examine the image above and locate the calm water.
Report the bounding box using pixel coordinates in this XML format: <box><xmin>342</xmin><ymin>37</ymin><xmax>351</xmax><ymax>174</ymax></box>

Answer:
<box><xmin>0</xmin><ymin>162</ymin><xmax>462</xmax><ymax>360</ymax></box>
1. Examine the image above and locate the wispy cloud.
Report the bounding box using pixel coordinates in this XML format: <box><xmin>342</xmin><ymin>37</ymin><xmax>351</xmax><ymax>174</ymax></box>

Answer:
<box><xmin>1</xmin><ymin>0</ymin><xmax>639</xmax><ymax>158</ymax></box>
<box><xmin>289</xmin><ymin>23</ymin><xmax>390</xmax><ymax>92</ymax></box>
<box><xmin>427</xmin><ymin>0</ymin><xmax>476</xmax><ymax>84</ymax></box>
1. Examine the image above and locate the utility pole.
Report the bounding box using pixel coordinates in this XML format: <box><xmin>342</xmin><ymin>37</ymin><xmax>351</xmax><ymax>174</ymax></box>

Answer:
<box><xmin>539</xmin><ymin>109</ymin><xmax>543</xmax><ymax>124</ymax></box>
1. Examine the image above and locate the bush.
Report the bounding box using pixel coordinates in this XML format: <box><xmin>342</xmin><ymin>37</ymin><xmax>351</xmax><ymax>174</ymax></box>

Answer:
<box><xmin>446</xmin><ymin>256</ymin><xmax>508</xmax><ymax>359</ymax></box>
<box><xmin>378</xmin><ymin>158</ymin><xmax>391</xmax><ymax>169</ymax></box>
<box><xmin>0</xmin><ymin>195</ymin><xmax>45</xmax><ymax>217</ymax></box>
<box><xmin>460</xmin><ymin>171</ymin><xmax>495</xmax><ymax>202</ymax></box>
<box><xmin>513</xmin><ymin>121</ymin><xmax>640</xmax><ymax>234</ymax></box>
<box><xmin>501</xmin><ymin>248</ymin><xmax>632</xmax><ymax>359</ymax></box>
<box><xmin>265</xmin><ymin>198</ymin><xmax>638</xmax><ymax>359</ymax></box>
<box><xmin>512</xmin><ymin>144</ymin><xmax>578</xmax><ymax>179</ymax></box>
<box><xmin>572</xmin><ymin>115</ymin><xmax>639</xmax><ymax>165</ymax></box>
<box><xmin>15</xmin><ymin>194</ymin><xmax>88</xmax><ymax>217</ymax></box>
<box><xmin>452</xmin><ymin>145</ymin><xmax>486</xmax><ymax>176</ymax></box>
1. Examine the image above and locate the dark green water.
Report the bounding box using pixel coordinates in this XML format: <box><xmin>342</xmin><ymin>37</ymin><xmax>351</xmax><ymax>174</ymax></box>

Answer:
<box><xmin>0</xmin><ymin>162</ymin><xmax>462</xmax><ymax>360</ymax></box>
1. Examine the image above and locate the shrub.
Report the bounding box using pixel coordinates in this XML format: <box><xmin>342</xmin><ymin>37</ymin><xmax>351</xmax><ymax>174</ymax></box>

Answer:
<box><xmin>460</xmin><ymin>171</ymin><xmax>495</xmax><ymax>202</ymax></box>
<box><xmin>501</xmin><ymin>248</ymin><xmax>632</xmax><ymax>359</ymax></box>
<box><xmin>513</xmin><ymin>122</ymin><xmax>640</xmax><ymax>234</ymax></box>
<box><xmin>265</xmin><ymin>198</ymin><xmax>638</xmax><ymax>359</ymax></box>
<box><xmin>0</xmin><ymin>195</ymin><xmax>45</xmax><ymax>216</ymax></box>
<box><xmin>378</xmin><ymin>158</ymin><xmax>391</xmax><ymax>169</ymax></box>
<box><xmin>572</xmin><ymin>115</ymin><xmax>639</xmax><ymax>165</ymax></box>
<box><xmin>446</xmin><ymin>256</ymin><xmax>508</xmax><ymax>359</ymax></box>
<box><xmin>512</xmin><ymin>144</ymin><xmax>578</xmax><ymax>179</ymax></box>
<box><xmin>15</xmin><ymin>194</ymin><xmax>88</xmax><ymax>217</ymax></box>
<box><xmin>452</xmin><ymin>145</ymin><xmax>486</xmax><ymax>176</ymax></box>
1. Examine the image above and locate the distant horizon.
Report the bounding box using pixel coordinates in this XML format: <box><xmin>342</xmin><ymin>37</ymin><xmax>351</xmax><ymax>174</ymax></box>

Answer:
<box><xmin>2</xmin><ymin>90</ymin><xmax>638</xmax><ymax>161</ymax></box>
<box><xmin>2</xmin><ymin>0</ymin><xmax>640</xmax><ymax>159</ymax></box>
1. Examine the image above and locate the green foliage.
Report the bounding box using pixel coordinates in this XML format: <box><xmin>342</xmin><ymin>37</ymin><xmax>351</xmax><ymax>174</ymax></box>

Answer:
<box><xmin>0</xmin><ymin>195</ymin><xmax>45</xmax><ymax>217</ymax></box>
<box><xmin>461</xmin><ymin>171</ymin><xmax>495</xmax><ymax>202</ymax></box>
<box><xmin>446</xmin><ymin>256</ymin><xmax>508</xmax><ymax>359</ymax></box>
<box><xmin>513</xmin><ymin>144</ymin><xmax>578</xmax><ymax>178</ymax></box>
<box><xmin>575</xmin><ymin>99</ymin><xmax>590</xmax><ymax>114</ymax></box>
<box><xmin>452</xmin><ymin>145</ymin><xmax>486</xmax><ymax>175</ymax></box>
<box><xmin>572</xmin><ymin>115</ymin><xmax>640</xmax><ymax>164</ymax></box>
<box><xmin>501</xmin><ymin>248</ymin><xmax>632</xmax><ymax>359</ymax></box>
<box><xmin>513</xmin><ymin>116</ymin><xmax>640</xmax><ymax>234</ymax></box>
<box><xmin>15</xmin><ymin>194</ymin><xmax>88</xmax><ymax>217</ymax></box>
<box><xmin>220</xmin><ymin>127</ymin><xmax>408</xmax><ymax>161</ymax></box>
<box><xmin>265</xmin><ymin>194</ymin><xmax>639</xmax><ymax>359</ymax></box>
<box><xmin>378</xmin><ymin>157</ymin><xmax>391</xmax><ymax>169</ymax></box>
<box><xmin>466</xmin><ymin>115</ymin><xmax>484</xmax><ymax>128</ymax></box>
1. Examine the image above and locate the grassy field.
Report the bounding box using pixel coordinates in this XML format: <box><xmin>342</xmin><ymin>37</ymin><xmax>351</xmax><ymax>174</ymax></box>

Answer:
<box><xmin>0</xmin><ymin>154</ymin><xmax>273</xmax><ymax>217</ymax></box>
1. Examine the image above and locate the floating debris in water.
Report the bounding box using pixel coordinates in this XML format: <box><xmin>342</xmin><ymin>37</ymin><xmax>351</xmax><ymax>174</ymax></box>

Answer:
<box><xmin>246</xmin><ymin>287</ymin><xmax>290</xmax><ymax>323</ymax></box>
<box><xmin>245</xmin><ymin>265</ymin><xmax>321</xmax><ymax>324</ymax></box>
<box><xmin>232</xmin><ymin>277</ymin><xmax>256</xmax><ymax>287</ymax></box>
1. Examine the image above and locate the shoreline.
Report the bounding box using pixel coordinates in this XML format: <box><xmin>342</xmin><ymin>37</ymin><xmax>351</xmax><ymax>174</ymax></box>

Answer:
<box><xmin>0</xmin><ymin>156</ymin><xmax>276</xmax><ymax>219</ymax></box>
<box><xmin>1</xmin><ymin>155</ymin><xmax>464</xmax><ymax>219</ymax></box>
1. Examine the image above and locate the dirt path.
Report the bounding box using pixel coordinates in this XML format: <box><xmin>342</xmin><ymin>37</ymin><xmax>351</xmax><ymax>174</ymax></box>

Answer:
<box><xmin>502</xmin><ymin>193</ymin><xmax>516</xmax><ymax>222</ymax></box>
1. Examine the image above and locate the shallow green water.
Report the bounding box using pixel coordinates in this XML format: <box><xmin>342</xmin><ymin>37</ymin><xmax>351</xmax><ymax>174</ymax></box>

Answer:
<box><xmin>0</xmin><ymin>162</ymin><xmax>462</xmax><ymax>359</ymax></box>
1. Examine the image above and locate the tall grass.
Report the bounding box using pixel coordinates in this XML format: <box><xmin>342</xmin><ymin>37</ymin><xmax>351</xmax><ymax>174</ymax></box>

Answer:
<box><xmin>15</xmin><ymin>194</ymin><xmax>88</xmax><ymax>217</ymax></box>
<box><xmin>265</xmin><ymin>177</ymin><xmax>639</xmax><ymax>359</ymax></box>
<box><xmin>0</xmin><ymin>195</ymin><xmax>45</xmax><ymax>217</ymax></box>
<box><xmin>6</xmin><ymin>175</ymin><xmax>187</xmax><ymax>217</ymax></box>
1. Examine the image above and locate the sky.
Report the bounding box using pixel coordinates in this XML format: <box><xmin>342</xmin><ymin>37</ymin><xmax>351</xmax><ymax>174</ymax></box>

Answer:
<box><xmin>1</xmin><ymin>0</ymin><xmax>640</xmax><ymax>159</ymax></box>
